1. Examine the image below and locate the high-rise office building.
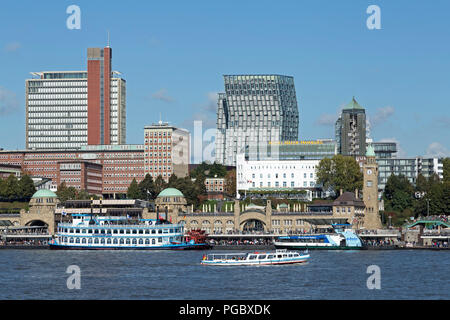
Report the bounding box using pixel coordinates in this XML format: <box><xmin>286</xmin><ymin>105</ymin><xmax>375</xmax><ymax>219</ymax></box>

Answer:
<box><xmin>335</xmin><ymin>97</ymin><xmax>366</xmax><ymax>156</ymax></box>
<box><xmin>26</xmin><ymin>46</ymin><xmax>126</xmax><ymax>150</ymax></box>
<box><xmin>144</xmin><ymin>122</ymin><xmax>190</xmax><ymax>182</ymax></box>
<box><xmin>215</xmin><ymin>74</ymin><xmax>299</xmax><ymax>166</ymax></box>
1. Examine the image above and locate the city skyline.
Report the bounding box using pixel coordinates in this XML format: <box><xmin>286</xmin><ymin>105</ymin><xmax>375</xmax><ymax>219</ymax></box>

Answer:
<box><xmin>1</xmin><ymin>0</ymin><xmax>449</xmax><ymax>159</ymax></box>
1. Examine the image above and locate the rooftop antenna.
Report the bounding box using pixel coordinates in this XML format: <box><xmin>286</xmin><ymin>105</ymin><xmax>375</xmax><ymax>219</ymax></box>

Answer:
<box><xmin>107</xmin><ymin>30</ymin><xmax>110</xmax><ymax>48</ymax></box>
<box><xmin>159</xmin><ymin>112</ymin><xmax>162</xmax><ymax>125</ymax></box>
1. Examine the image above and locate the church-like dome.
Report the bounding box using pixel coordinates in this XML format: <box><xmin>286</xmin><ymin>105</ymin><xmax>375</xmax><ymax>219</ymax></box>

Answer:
<box><xmin>157</xmin><ymin>188</ymin><xmax>184</xmax><ymax>198</ymax></box>
<box><xmin>31</xmin><ymin>189</ymin><xmax>57</xmax><ymax>199</ymax></box>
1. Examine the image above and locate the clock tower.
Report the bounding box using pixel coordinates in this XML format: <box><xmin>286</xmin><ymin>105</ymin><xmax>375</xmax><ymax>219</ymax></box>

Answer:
<box><xmin>362</xmin><ymin>144</ymin><xmax>382</xmax><ymax>229</ymax></box>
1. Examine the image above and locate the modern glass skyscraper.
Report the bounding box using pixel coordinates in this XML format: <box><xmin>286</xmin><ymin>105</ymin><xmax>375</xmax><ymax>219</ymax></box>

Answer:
<box><xmin>25</xmin><ymin>47</ymin><xmax>126</xmax><ymax>150</ymax></box>
<box><xmin>215</xmin><ymin>74</ymin><xmax>299</xmax><ymax>166</ymax></box>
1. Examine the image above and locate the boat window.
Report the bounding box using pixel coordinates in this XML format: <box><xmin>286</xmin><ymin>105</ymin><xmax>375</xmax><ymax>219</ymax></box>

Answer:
<box><xmin>88</xmin><ymin>238</ymin><xmax>92</xmax><ymax>244</ymax></box>
<box><xmin>132</xmin><ymin>229</ymin><xmax>137</xmax><ymax>234</ymax></box>
<box><xmin>145</xmin><ymin>239</ymin><xmax>150</xmax><ymax>244</ymax></box>
<box><xmin>152</xmin><ymin>230</ymin><xmax>156</xmax><ymax>234</ymax></box>
<box><xmin>138</xmin><ymin>229</ymin><xmax>143</xmax><ymax>234</ymax></box>
<box><xmin>126</xmin><ymin>229</ymin><xmax>130</xmax><ymax>234</ymax></box>
<box><xmin>277</xmin><ymin>255</ymin><xmax>282</xmax><ymax>258</ymax></box>
<box><xmin>163</xmin><ymin>229</ymin><xmax>169</xmax><ymax>234</ymax></box>
<box><xmin>100</xmin><ymin>238</ymin><xmax>105</xmax><ymax>244</ymax></box>
<box><xmin>288</xmin><ymin>254</ymin><xmax>293</xmax><ymax>257</ymax></box>
<box><xmin>119</xmin><ymin>229</ymin><xmax>124</xmax><ymax>234</ymax></box>
<box><xmin>113</xmin><ymin>239</ymin><xmax>118</xmax><ymax>244</ymax></box>
<box><xmin>100</xmin><ymin>229</ymin><xmax>105</xmax><ymax>234</ymax></box>
<box><xmin>258</xmin><ymin>255</ymin><xmax>267</xmax><ymax>259</ymax></box>
<box><xmin>268</xmin><ymin>255</ymin><xmax>274</xmax><ymax>259</ymax></box>
<box><xmin>94</xmin><ymin>229</ymin><xmax>99</xmax><ymax>234</ymax></box>
<box><xmin>132</xmin><ymin>239</ymin><xmax>137</xmax><ymax>244</ymax></box>
<box><xmin>107</xmin><ymin>238</ymin><xmax>111</xmax><ymax>244</ymax></box>
<box><xmin>120</xmin><ymin>239</ymin><xmax>124</xmax><ymax>244</ymax></box>
<box><xmin>126</xmin><ymin>239</ymin><xmax>131</xmax><ymax>244</ymax></box>
<box><xmin>283</xmin><ymin>254</ymin><xmax>287</xmax><ymax>258</ymax></box>
<box><xmin>170</xmin><ymin>229</ymin><xmax>174</xmax><ymax>233</ymax></box>
<box><xmin>139</xmin><ymin>239</ymin><xmax>143</xmax><ymax>244</ymax></box>
<box><xmin>158</xmin><ymin>229</ymin><xmax>162</xmax><ymax>234</ymax></box>
<box><xmin>152</xmin><ymin>239</ymin><xmax>155</xmax><ymax>244</ymax></box>
<box><xmin>158</xmin><ymin>238</ymin><xmax>162</xmax><ymax>243</ymax></box>
<box><xmin>82</xmin><ymin>238</ymin><xmax>86</xmax><ymax>244</ymax></box>
<box><xmin>75</xmin><ymin>238</ymin><xmax>80</xmax><ymax>243</ymax></box>
<box><xmin>69</xmin><ymin>238</ymin><xmax>74</xmax><ymax>243</ymax></box>
<box><xmin>248</xmin><ymin>255</ymin><xmax>256</xmax><ymax>260</ymax></box>
<box><xmin>81</xmin><ymin>229</ymin><xmax>86</xmax><ymax>234</ymax></box>
<box><xmin>88</xmin><ymin>229</ymin><xmax>92</xmax><ymax>234</ymax></box>
<box><xmin>94</xmin><ymin>238</ymin><xmax>99</xmax><ymax>244</ymax></box>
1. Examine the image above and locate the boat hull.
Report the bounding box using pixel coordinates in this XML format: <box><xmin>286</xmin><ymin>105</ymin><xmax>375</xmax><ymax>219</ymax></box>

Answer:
<box><xmin>201</xmin><ymin>255</ymin><xmax>310</xmax><ymax>266</ymax></box>
<box><xmin>274</xmin><ymin>243</ymin><xmax>363</xmax><ymax>250</ymax></box>
<box><xmin>49</xmin><ymin>242</ymin><xmax>209</xmax><ymax>250</ymax></box>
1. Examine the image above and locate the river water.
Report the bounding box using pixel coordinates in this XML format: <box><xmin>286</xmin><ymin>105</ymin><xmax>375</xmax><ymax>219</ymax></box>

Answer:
<box><xmin>0</xmin><ymin>249</ymin><xmax>448</xmax><ymax>300</ymax></box>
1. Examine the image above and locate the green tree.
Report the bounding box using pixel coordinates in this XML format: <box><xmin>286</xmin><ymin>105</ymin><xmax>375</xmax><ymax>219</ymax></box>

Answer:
<box><xmin>18</xmin><ymin>174</ymin><xmax>36</xmax><ymax>201</ymax></box>
<box><xmin>383</xmin><ymin>174</ymin><xmax>414</xmax><ymax>213</ymax></box>
<box><xmin>224</xmin><ymin>169</ymin><xmax>236</xmax><ymax>197</ymax></box>
<box><xmin>127</xmin><ymin>178</ymin><xmax>141</xmax><ymax>199</ymax></box>
<box><xmin>443</xmin><ymin>157</ymin><xmax>450</xmax><ymax>182</ymax></box>
<box><xmin>316</xmin><ymin>155</ymin><xmax>363</xmax><ymax>196</ymax></box>
<box><xmin>4</xmin><ymin>174</ymin><xmax>20</xmax><ymax>201</ymax></box>
<box><xmin>154</xmin><ymin>175</ymin><xmax>167</xmax><ymax>196</ymax></box>
<box><xmin>56</xmin><ymin>182</ymin><xmax>77</xmax><ymax>202</ymax></box>
<box><xmin>138</xmin><ymin>174</ymin><xmax>156</xmax><ymax>200</ymax></box>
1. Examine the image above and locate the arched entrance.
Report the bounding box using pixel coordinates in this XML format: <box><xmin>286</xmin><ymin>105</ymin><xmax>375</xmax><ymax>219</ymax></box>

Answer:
<box><xmin>242</xmin><ymin>219</ymin><xmax>265</xmax><ymax>232</ymax></box>
<box><xmin>25</xmin><ymin>220</ymin><xmax>48</xmax><ymax>227</ymax></box>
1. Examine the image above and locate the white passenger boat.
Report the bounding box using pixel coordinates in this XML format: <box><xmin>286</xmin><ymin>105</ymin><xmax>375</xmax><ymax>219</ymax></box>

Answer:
<box><xmin>200</xmin><ymin>249</ymin><xmax>310</xmax><ymax>266</ymax></box>
<box><xmin>49</xmin><ymin>213</ymin><xmax>208</xmax><ymax>250</ymax></box>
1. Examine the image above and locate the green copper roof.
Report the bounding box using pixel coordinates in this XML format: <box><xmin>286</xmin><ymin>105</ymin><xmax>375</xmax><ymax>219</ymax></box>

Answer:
<box><xmin>32</xmin><ymin>189</ymin><xmax>57</xmax><ymax>198</ymax></box>
<box><xmin>157</xmin><ymin>188</ymin><xmax>184</xmax><ymax>198</ymax></box>
<box><xmin>366</xmin><ymin>144</ymin><xmax>375</xmax><ymax>157</ymax></box>
<box><xmin>279</xmin><ymin>203</ymin><xmax>288</xmax><ymax>208</ymax></box>
<box><xmin>343</xmin><ymin>97</ymin><xmax>364</xmax><ymax>110</ymax></box>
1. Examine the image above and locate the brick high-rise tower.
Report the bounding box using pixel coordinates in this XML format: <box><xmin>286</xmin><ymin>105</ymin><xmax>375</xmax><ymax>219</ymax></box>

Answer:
<box><xmin>26</xmin><ymin>46</ymin><xmax>126</xmax><ymax>150</ymax></box>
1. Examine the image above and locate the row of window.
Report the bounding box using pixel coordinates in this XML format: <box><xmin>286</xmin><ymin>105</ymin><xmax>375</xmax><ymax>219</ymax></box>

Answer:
<box><xmin>61</xmin><ymin>237</ymin><xmax>169</xmax><ymax>245</ymax></box>
<box><xmin>250</xmin><ymin>181</ymin><xmax>315</xmax><ymax>188</ymax></box>
<box><xmin>59</xmin><ymin>227</ymin><xmax>181</xmax><ymax>234</ymax></box>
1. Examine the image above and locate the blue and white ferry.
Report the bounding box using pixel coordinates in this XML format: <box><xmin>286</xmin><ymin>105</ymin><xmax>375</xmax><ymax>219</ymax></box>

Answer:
<box><xmin>49</xmin><ymin>213</ymin><xmax>204</xmax><ymax>250</ymax></box>
<box><xmin>201</xmin><ymin>249</ymin><xmax>310</xmax><ymax>266</ymax></box>
<box><xmin>274</xmin><ymin>224</ymin><xmax>364</xmax><ymax>250</ymax></box>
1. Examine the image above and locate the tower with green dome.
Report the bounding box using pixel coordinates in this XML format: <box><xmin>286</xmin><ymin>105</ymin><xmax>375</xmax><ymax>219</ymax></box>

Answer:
<box><xmin>362</xmin><ymin>143</ymin><xmax>382</xmax><ymax>229</ymax></box>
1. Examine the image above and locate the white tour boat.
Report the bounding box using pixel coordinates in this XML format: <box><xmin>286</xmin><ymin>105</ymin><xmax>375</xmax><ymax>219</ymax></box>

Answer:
<box><xmin>200</xmin><ymin>249</ymin><xmax>310</xmax><ymax>266</ymax></box>
<box><xmin>49</xmin><ymin>213</ymin><xmax>208</xmax><ymax>250</ymax></box>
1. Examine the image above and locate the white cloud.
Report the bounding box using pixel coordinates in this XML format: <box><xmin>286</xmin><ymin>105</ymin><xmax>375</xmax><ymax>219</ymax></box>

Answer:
<box><xmin>0</xmin><ymin>87</ymin><xmax>19</xmax><ymax>115</ymax></box>
<box><xmin>4</xmin><ymin>42</ymin><xmax>21</xmax><ymax>52</ymax></box>
<box><xmin>315</xmin><ymin>113</ymin><xmax>337</xmax><ymax>126</ymax></box>
<box><xmin>425</xmin><ymin>142</ymin><xmax>450</xmax><ymax>158</ymax></box>
<box><xmin>152</xmin><ymin>88</ymin><xmax>175</xmax><ymax>103</ymax></box>
<box><xmin>370</xmin><ymin>106</ymin><xmax>395</xmax><ymax>127</ymax></box>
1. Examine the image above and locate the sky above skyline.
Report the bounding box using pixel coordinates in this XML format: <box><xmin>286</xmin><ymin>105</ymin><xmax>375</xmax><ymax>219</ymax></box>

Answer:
<box><xmin>1</xmin><ymin>0</ymin><xmax>449</xmax><ymax>159</ymax></box>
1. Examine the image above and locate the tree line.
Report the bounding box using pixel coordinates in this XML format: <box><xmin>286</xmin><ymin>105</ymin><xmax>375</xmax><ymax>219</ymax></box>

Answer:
<box><xmin>0</xmin><ymin>174</ymin><xmax>36</xmax><ymax>202</ymax></box>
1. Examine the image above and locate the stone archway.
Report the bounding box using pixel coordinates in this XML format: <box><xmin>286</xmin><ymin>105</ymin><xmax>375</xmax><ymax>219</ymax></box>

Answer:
<box><xmin>239</xmin><ymin>210</ymin><xmax>268</xmax><ymax>232</ymax></box>
<box><xmin>25</xmin><ymin>220</ymin><xmax>49</xmax><ymax>227</ymax></box>
<box><xmin>241</xmin><ymin>219</ymin><xmax>265</xmax><ymax>232</ymax></box>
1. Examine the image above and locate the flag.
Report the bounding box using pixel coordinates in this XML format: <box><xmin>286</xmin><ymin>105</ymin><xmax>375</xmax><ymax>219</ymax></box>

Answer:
<box><xmin>62</xmin><ymin>211</ymin><xmax>67</xmax><ymax>216</ymax></box>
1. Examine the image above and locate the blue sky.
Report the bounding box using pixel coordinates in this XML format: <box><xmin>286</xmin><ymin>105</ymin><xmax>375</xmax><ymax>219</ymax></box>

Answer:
<box><xmin>0</xmin><ymin>0</ymin><xmax>449</xmax><ymax>158</ymax></box>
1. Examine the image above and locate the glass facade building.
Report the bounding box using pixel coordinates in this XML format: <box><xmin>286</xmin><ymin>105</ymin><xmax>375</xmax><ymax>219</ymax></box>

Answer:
<box><xmin>215</xmin><ymin>75</ymin><xmax>299</xmax><ymax>166</ymax></box>
<box><xmin>377</xmin><ymin>157</ymin><xmax>443</xmax><ymax>191</ymax></box>
<box><xmin>244</xmin><ymin>139</ymin><xmax>337</xmax><ymax>161</ymax></box>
